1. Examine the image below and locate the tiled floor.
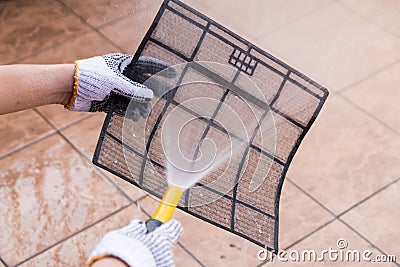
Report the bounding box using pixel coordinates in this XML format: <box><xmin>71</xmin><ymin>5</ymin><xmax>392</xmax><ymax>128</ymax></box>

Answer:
<box><xmin>0</xmin><ymin>0</ymin><xmax>399</xmax><ymax>266</ymax></box>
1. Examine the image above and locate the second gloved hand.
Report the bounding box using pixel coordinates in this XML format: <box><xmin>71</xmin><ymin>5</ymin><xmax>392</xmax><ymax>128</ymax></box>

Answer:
<box><xmin>87</xmin><ymin>219</ymin><xmax>183</xmax><ymax>267</ymax></box>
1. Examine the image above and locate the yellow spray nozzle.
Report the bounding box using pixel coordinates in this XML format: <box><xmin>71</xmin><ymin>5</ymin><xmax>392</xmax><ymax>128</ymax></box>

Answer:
<box><xmin>151</xmin><ymin>185</ymin><xmax>183</xmax><ymax>223</ymax></box>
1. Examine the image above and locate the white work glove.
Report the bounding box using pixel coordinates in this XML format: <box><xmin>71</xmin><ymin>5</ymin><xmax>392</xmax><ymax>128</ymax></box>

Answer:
<box><xmin>87</xmin><ymin>219</ymin><xmax>183</xmax><ymax>267</ymax></box>
<box><xmin>66</xmin><ymin>53</ymin><xmax>175</xmax><ymax>119</ymax></box>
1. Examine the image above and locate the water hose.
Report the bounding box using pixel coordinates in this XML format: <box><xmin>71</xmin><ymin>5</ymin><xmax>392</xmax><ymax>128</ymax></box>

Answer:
<box><xmin>145</xmin><ymin>185</ymin><xmax>183</xmax><ymax>232</ymax></box>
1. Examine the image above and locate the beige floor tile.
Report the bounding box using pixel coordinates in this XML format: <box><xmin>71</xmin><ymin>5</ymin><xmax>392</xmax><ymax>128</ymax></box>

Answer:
<box><xmin>16</xmin><ymin>204</ymin><xmax>145</xmax><ymax>267</ymax></box>
<box><xmin>139</xmin><ymin>196</ymin><xmax>262</xmax><ymax>266</ymax></box>
<box><xmin>17</xmin><ymin>204</ymin><xmax>199</xmax><ymax>267</ymax></box>
<box><xmin>0</xmin><ymin>109</ymin><xmax>54</xmax><ymax>158</ymax></box>
<box><xmin>36</xmin><ymin>105</ymin><xmax>91</xmax><ymax>130</ymax></box>
<box><xmin>182</xmin><ymin>0</ymin><xmax>332</xmax><ymax>42</ymax></box>
<box><xmin>62</xmin><ymin>113</ymin><xmax>147</xmax><ymax>201</ymax></box>
<box><xmin>99</xmin><ymin>1</ymin><xmax>162</xmax><ymax>54</ymax></box>
<box><xmin>15</xmin><ymin>31</ymin><xmax>118</xmax><ymax>64</ymax></box>
<box><xmin>341</xmin><ymin>62</ymin><xmax>400</xmax><ymax>134</ymax></box>
<box><xmin>341</xmin><ymin>180</ymin><xmax>400</xmax><ymax>259</ymax></box>
<box><xmin>62</xmin><ymin>113</ymin><xmax>107</xmax><ymax>158</ymax></box>
<box><xmin>340</xmin><ymin>0</ymin><xmax>400</xmax><ymax>36</ymax></box>
<box><xmin>265</xmin><ymin>220</ymin><xmax>397</xmax><ymax>266</ymax></box>
<box><xmin>0</xmin><ymin>0</ymin><xmax>90</xmax><ymax>64</ymax></box>
<box><xmin>174</xmin><ymin>245</ymin><xmax>203</xmax><ymax>267</ymax></box>
<box><xmin>255</xmin><ymin>3</ymin><xmax>400</xmax><ymax>91</ymax></box>
<box><xmin>278</xmin><ymin>181</ymin><xmax>334</xmax><ymax>249</ymax></box>
<box><xmin>60</xmin><ymin>0</ymin><xmax>158</xmax><ymax>28</ymax></box>
<box><xmin>287</xmin><ymin>96</ymin><xmax>400</xmax><ymax>215</ymax></box>
<box><xmin>0</xmin><ymin>134</ymin><xmax>130</xmax><ymax>266</ymax></box>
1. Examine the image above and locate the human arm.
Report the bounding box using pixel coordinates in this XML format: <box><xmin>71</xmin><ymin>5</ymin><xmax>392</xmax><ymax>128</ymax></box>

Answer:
<box><xmin>0</xmin><ymin>64</ymin><xmax>74</xmax><ymax>114</ymax></box>
<box><xmin>0</xmin><ymin>54</ymin><xmax>173</xmax><ymax>117</ymax></box>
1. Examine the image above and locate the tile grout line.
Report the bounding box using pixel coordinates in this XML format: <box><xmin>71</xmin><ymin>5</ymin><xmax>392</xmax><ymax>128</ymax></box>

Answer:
<box><xmin>6</xmin><ymin>29</ymin><xmax>92</xmax><ymax>65</ymax></box>
<box><xmin>176</xmin><ymin>242</ymin><xmax>206</xmax><ymax>267</ymax></box>
<box><xmin>286</xmin><ymin>178</ymin><xmax>336</xmax><ymax>217</ymax></box>
<box><xmin>255</xmin><ymin>0</ymin><xmax>336</xmax><ymax>39</ymax></box>
<box><xmin>337</xmin><ymin>218</ymin><xmax>400</xmax><ymax>267</ymax></box>
<box><xmin>337</xmin><ymin>58</ymin><xmax>400</xmax><ymax>94</ymax></box>
<box><xmin>55</xmin><ymin>113</ymin><xmax>95</xmax><ymax>132</ymax></box>
<box><xmin>0</xmin><ymin>130</ymin><xmax>57</xmax><ymax>161</ymax></box>
<box><xmin>336</xmin><ymin>177</ymin><xmax>400</xmax><ymax>218</ymax></box>
<box><xmin>13</xmin><ymin>203</ymin><xmax>134</xmax><ymax>267</ymax></box>
<box><xmin>0</xmin><ymin>110</ymin><xmax>94</xmax><ymax>161</ymax></box>
<box><xmin>54</xmin><ymin>0</ymin><xmax>127</xmax><ymax>53</ymax></box>
<box><xmin>0</xmin><ymin>256</ymin><xmax>8</xmax><ymax>267</ymax></box>
<box><xmin>255</xmin><ymin>218</ymin><xmax>338</xmax><ymax>267</ymax></box>
<box><xmin>287</xmin><ymin>177</ymin><xmax>400</xmax><ymax>262</ymax></box>
<box><xmin>337</xmin><ymin>1</ymin><xmax>400</xmax><ymax>41</ymax></box>
<box><xmin>6</xmin><ymin>0</ymin><xmax>142</xmax><ymax>65</ymax></box>
<box><xmin>33</xmin><ymin>109</ymin><xmax>137</xmax><ymax>203</ymax></box>
<box><xmin>338</xmin><ymin>93</ymin><xmax>400</xmax><ymax>137</ymax></box>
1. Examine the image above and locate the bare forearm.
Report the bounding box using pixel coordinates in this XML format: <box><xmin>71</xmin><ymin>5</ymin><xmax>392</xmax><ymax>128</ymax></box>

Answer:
<box><xmin>0</xmin><ymin>64</ymin><xmax>75</xmax><ymax>114</ymax></box>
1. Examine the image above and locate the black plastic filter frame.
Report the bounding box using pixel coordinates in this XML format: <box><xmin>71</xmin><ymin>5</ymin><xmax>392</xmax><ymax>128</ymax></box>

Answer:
<box><xmin>93</xmin><ymin>0</ymin><xmax>329</xmax><ymax>253</ymax></box>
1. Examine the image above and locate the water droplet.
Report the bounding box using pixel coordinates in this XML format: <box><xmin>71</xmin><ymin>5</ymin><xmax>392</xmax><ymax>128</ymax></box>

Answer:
<box><xmin>258</xmin><ymin>228</ymin><xmax>263</xmax><ymax>234</ymax></box>
<box><xmin>114</xmin><ymin>160</ymin><xmax>118</xmax><ymax>164</ymax></box>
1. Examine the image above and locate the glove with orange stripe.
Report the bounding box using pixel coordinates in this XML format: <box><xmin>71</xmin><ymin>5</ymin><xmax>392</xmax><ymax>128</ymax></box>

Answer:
<box><xmin>66</xmin><ymin>54</ymin><xmax>174</xmax><ymax>120</ymax></box>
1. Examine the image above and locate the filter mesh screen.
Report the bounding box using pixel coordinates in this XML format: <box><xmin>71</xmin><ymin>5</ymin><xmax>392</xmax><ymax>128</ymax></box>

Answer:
<box><xmin>93</xmin><ymin>0</ymin><xmax>328</xmax><ymax>252</ymax></box>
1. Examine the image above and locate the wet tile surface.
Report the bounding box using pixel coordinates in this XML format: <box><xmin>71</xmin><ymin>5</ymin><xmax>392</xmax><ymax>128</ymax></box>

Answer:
<box><xmin>287</xmin><ymin>96</ymin><xmax>400</xmax><ymax>215</ymax></box>
<box><xmin>61</xmin><ymin>113</ymin><xmax>106</xmax><ymax>157</ymax></box>
<box><xmin>0</xmin><ymin>135</ymin><xmax>130</xmax><ymax>266</ymax></box>
<box><xmin>62</xmin><ymin>113</ymin><xmax>147</xmax><ymax>201</ymax></box>
<box><xmin>341</xmin><ymin>180</ymin><xmax>400</xmax><ymax>259</ymax></box>
<box><xmin>1</xmin><ymin>0</ymin><xmax>400</xmax><ymax>266</ymax></box>
<box><xmin>36</xmin><ymin>105</ymin><xmax>91</xmax><ymax>130</ymax></box>
<box><xmin>341</xmin><ymin>61</ymin><xmax>400</xmax><ymax>134</ymax></box>
<box><xmin>0</xmin><ymin>0</ymin><xmax>90</xmax><ymax>64</ymax></box>
<box><xmin>256</xmin><ymin>3</ymin><xmax>400</xmax><ymax>91</ymax></box>
<box><xmin>17</xmin><ymin>204</ymin><xmax>200</xmax><ymax>267</ymax></box>
<box><xmin>0</xmin><ymin>110</ymin><xmax>54</xmax><ymax>159</ymax></box>
<box><xmin>15</xmin><ymin>31</ymin><xmax>119</xmax><ymax>64</ymax></box>
<box><xmin>99</xmin><ymin>2</ymin><xmax>162</xmax><ymax>54</ymax></box>
<box><xmin>59</xmin><ymin>0</ymin><xmax>158</xmax><ymax>28</ymax></box>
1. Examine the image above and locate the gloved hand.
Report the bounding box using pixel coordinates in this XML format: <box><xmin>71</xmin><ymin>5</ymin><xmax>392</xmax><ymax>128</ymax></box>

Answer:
<box><xmin>66</xmin><ymin>53</ymin><xmax>175</xmax><ymax>120</ymax></box>
<box><xmin>87</xmin><ymin>219</ymin><xmax>183</xmax><ymax>267</ymax></box>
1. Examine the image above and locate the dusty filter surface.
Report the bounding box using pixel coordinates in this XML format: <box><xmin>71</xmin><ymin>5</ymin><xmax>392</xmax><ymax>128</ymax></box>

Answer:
<box><xmin>93</xmin><ymin>0</ymin><xmax>329</xmax><ymax>252</ymax></box>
